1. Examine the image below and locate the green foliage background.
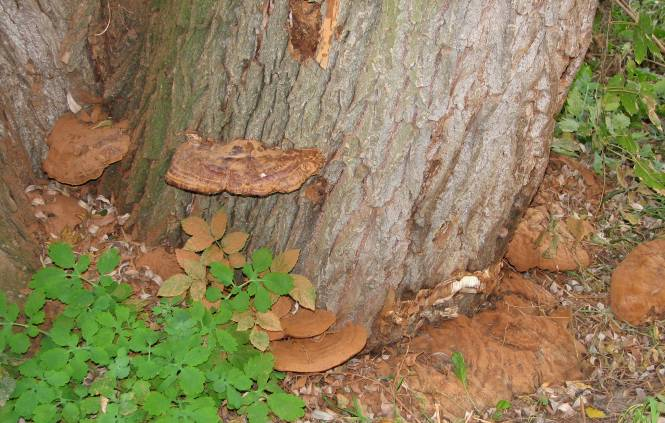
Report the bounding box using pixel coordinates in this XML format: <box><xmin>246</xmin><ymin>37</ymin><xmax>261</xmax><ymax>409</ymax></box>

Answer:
<box><xmin>553</xmin><ymin>0</ymin><xmax>664</xmax><ymax>216</ymax></box>
<box><xmin>0</xmin><ymin>243</ymin><xmax>305</xmax><ymax>423</ymax></box>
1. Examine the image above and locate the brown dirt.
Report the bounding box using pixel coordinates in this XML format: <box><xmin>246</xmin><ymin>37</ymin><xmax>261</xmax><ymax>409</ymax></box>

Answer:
<box><xmin>505</xmin><ymin>206</ymin><xmax>591</xmax><ymax>271</ymax></box>
<box><xmin>35</xmin><ymin>193</ymin><xmax>87</xmax><ymax>236</ymax></box>
<box><xmin>398</xmin><ymin>272</ymin><xmax>583</xmax><ymax>417</ymax></box>
<box><xmin>135</xmin><ymin>247</ymin><xmax>181</xmax><ymax>280</ymax></box>
<box><xmin>610</xmin><ymin>239</ymin><xmax>665</xmax><ymax>325</ymax></box>
<box><xmin>281</xmin><ymin>308</ymin><xmax>336</xmax><ymax>338</ymax></box>
<box><xmin>42</xmin><ymin>113</ymin><xmax>130</xmax><ymax>185</ymax></box>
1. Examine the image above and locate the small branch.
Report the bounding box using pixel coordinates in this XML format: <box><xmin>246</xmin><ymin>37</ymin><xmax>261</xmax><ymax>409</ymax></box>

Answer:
<box><xmin>0</xmin><ymin>322</ymin><xmax>50</xmax><ymax>337</ymax></box>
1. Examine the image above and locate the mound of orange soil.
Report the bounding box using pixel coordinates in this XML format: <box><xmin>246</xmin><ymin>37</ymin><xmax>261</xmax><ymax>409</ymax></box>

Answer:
<box><xmin>399</xmin><ymin>272</ymin><xmax>583</xmax><ymax>416</ymax></box>
<box><xmin>610</xmin><ymin>239</ymin><xmax>665</xmax><ymax>325</ymax></box>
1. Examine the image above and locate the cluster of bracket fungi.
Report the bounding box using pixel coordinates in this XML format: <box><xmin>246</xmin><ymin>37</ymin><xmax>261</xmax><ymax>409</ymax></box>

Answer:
<box><xmin>266</xmin><ymin>297</ymin><xmax>368</xmax><ymax>373</ymax></box>
<box><xmin>165</xmin><ymin>133</ymin><xmax>326</xmax><ymax>196</ymax></box>
<box><xmin>41</xmin><ymin>115</ymin><xmax>368</xmax><ymax>371</ymax></box>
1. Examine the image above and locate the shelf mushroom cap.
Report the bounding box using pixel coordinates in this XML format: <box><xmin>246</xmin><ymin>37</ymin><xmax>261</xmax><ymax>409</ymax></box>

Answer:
<box><xmin>270</xmin><ymin>324</ymin><xmax>368</xmax><ymax>373</ymax></box>
<box><xmin>42</xmin><ymin>113</ymin><xmax>130</xmax><ymax>185</ymax></box>
<box><xmin>165</xmin><ymin>138</ymin><xmax>325</xmax><ymax>196</ymax></box>
<box><xmin>281</xmin><ymin>308</ymin><xmax>336</xmax><ymax>338</ymax></box>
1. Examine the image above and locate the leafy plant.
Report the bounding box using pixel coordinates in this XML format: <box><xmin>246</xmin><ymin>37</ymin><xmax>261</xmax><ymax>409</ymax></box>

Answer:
<box><xmin>451</xmin><ymin>351</ymin><xmax>468</xmax><ymax>389</ymax></box>
<box><xmin>620</xmin><ymin>393</ymin><xmax>665</xmax><ymax>423</ymax></box>
<box><xmin>552</xmin><ymin>1</ymin><xmax>664</xmax><ymax>215</ymax></box>
<box><xmin>491</xmin><ymin>399</ymin><xmax>512</xmax><ymax>421</ymax></box>
<box><xmin>451</xmin><ymin>351</ymin><xmax>477</xmax><ymax>411</ymax></box>
<box><xmin>159</xmin><ymin>210</ymin><xmax>316</xmax><ymax>352</ymax></box>
<box><xmin>554</xmin><ymin>62</ymin><xmax>664</xmax><ymax>191</ymax></box>
<box><xmin>158</xmin><ymin>211</ymin><xmax>316</xmax><ymax>314</ymax></box>
<box><xmin>0</xmin><ymin>239</ymin><xmax>307</xmax><ymax>422</ymax></box>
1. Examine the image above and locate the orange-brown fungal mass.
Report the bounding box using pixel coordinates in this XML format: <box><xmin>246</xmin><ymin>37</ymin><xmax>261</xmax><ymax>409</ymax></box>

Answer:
<box><xmin>42</xmin><ymin>113</ymin><xmax>130</xmax><ymax>185</ymax></box>
<box><xmin>271</xmin><ymin>324</ymin><xmax>368</xmax><ymax>373</ymax></box>
<box><xmin>281</xmin><ymin>308</ymin><xmax>336</xmax><ymax>339</ymax></box>
<box><xmin>165</xmin><ymin>138</ymin><xmax>325</xmax><ymax>196</ymax></box>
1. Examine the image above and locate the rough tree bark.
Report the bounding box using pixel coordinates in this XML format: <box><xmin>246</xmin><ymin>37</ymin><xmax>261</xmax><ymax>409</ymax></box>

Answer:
<box><xmin>109</xmin><ymin>0</ymin><xmax>597</xmax><ymax>331</ymax></box>
<box><xmin>0</xmin><ymin>1</ymin><xmax>98</xmax><ymax>300</ymax></box>
<box><xmin>0</xmin><ymin>1</ymin><xmax>597</xmax><ymax>334</ymax></box>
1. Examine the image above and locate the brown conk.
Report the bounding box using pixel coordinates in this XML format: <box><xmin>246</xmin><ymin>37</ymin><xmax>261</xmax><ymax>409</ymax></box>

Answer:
<box><xmin>271</xmin><ymin>324</ymin><xmax>368</xmax><ymax>373</ymax></box>
<box><xmin>42</xmin><ymin>113</ymin><xmax>130</xmax><ymax>185</ymax></box>
<box><xmin>165</xmin><ymin>134</ymin><xmax>325</xmax><ymax>196</ymax></box>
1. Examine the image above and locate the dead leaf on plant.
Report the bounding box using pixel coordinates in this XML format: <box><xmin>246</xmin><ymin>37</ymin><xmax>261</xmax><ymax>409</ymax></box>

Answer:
<box><xmin>256</xmin><ymin>311</ymin><xmax>282</xmax><ymax>332</ymax></box>
<box><xmin>210</xmin><ymin>210</ymin><xmax>228</xmax><ymax>240</ymax></box>
<box><xmin>228</xmin><ymin>252</ymin><xmax>246</xmax><ymax>268</ymax></box>
<box><xmin>184</xmin><ymin>233</ymin><xmax>215</xmax><ymax>252</ymax></box>
<box><xmin>200</xmin><ymin>245</ymin><xmax>227</xmax><ymax>266</ymax></box>
<box><xmin>290</xmin><ymin>274</ymin><xmax>316</xmax><ymax>310</ymax></box>
<box><xmin>233</xmin><ymin>311</ymin><xmax>255</xmax><ymax>331</ymax></box>
<box><xmin>271</xmin><ymin>249</ymin><xmax>300</xmax><ymax>273</ymax></box>
<box><xmin>190</xmin><ymin>278</ymin><xmax>206</xmax><ymax>302</ymax></box>
<box><xmin>175</xmin><ymin>248</ymin><xmax>200</xmax><ymax>269</ymax></box>
<box><xmin>250</xmin><ymin>326</ymin><xmax>270</xmax><ymax>351</ymax></box>
<box><xmin>221</xmin><ymin>231</ymin><xmax>249</xmax><ymax>254</ymax></box>
<box><xmin>181</xmin><ymin>216</ymin><xmax>210</xmax><ymax>238</ymax></box>
<box><xmin>158</xmin><ymin>274</ymin><xmax>192</xmax><ymax>297</ymax></box>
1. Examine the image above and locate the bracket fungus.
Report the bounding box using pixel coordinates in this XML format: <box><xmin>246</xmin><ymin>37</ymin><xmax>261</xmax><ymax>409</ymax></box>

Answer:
<box><xmin>281</xmin><ymin>308</ymin><xmax>336</xmax><ymax>338</ymax></box>
<box><xmin>42</xmin><ymin>113</ymin><xmax>130</xmax><ymax>185</ymax></box>
<box><xmin>271</xmin><ymin>324</ymin><xmax>368</xmax><ymax>373</ymax></box>
<box><xmin>165</xmin><ymin>135</ymin><xmax>325</xmax><ymax>196</ymax></box>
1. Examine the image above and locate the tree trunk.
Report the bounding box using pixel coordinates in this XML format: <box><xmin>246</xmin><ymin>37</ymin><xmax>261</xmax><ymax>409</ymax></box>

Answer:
<box><xmin>0</xmin><ymin>135</ymin><xmax>36</xmax><ymax>302</ymax></box>
<box><xmin>0</xmin><ymin>1</ymin><xmax>598</xmax><ymax>333</ymax></box>
<box><xmin>109</xmin><ymin>0</ymin><xmax>597</xmax><ymax>331</ymax></box>
<box><xmin>0</xmin><ymin>0</ymin><xmax>98</xmax><ymax>300</ymax></box>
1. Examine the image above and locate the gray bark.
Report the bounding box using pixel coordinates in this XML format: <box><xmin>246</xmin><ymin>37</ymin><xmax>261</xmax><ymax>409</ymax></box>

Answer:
<box><xmin>113</xmin><ymin>0</ymin><xmax>597</xmax><ymax>332</ymax></box>
<box><xmin>0</xmin><ymin>0</ymin><xmax>598</xmax><ymax>334</ymax></box>
<box><xmin>0</xmin><ymin>0</ymin><xmax>98</xmax><ymax>170</ymax></box>
<box><xmin>0</xmin><ymin>135</ymin><xmax>35</xmax><ymax>302</ymax></box>
<box><xmin>0</xmin><ymin>0</ymin><xmax>98</xmax><ymax>299</ymax></box>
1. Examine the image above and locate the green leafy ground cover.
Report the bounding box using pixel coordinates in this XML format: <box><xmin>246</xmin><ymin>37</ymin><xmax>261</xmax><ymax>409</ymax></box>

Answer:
<box><xmin>553</xmin><ymin>0</ymin><xmax>664</xmax><ymax>217</ymax></box>
<box><xmin>0</xmin><ymin>237</ymin><xmax>306</xmax><ymax>422</ymax></box>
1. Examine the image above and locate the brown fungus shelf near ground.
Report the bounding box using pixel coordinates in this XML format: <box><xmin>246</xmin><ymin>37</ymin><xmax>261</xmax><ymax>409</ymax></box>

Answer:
<box><xmin>42</xmin><ymin>113</ymin><xmax>130</xmax><ymax>185</ymax></box>
<box><xmin>271</xmin><ymin>324</ymin><xmax>368</xmax><ymax>373</ymax></box>
<box><xmin>165</xmin><ymin>136</ymin><xmax>325</xmax><ymax>196</ymax></box>
<box><xmin>281</xmin><ymin>308</ymin><xmax>336</xmax><ymax>339</ymax></box>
